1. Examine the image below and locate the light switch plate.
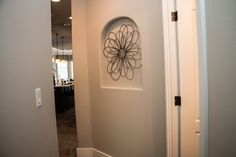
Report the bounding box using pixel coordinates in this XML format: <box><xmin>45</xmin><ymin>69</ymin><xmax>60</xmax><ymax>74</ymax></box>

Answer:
<box><xmin>35</xmin><ymin>88</ymin><xmax>42</xmax><ymax>108</ymax></box>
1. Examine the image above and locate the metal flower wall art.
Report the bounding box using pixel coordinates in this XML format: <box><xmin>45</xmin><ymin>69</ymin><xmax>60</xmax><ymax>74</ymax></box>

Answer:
<box><xmin>103</xmin><ymin>24</ymin><xmax>142</xmax><ymax>81</ymax></box>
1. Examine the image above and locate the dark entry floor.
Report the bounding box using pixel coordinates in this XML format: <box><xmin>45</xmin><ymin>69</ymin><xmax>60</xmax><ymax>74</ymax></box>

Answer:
<box><xmin>56</xmin><ymin>107</ymin><xmax>78</xmax><ymax>157</ymax></box>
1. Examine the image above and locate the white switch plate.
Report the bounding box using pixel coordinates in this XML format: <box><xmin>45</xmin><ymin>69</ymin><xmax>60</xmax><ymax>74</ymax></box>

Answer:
<box><xmin>35</xmin><ymin>88</ymin><xmax>42</xmax><ymax>108</ymax></box>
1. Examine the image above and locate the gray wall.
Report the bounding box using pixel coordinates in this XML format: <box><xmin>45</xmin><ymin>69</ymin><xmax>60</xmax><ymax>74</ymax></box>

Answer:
<box><xmin>3</xmin><ymin>0</ymin><xmax>236</xmax><ymax>157</ymax></box>
<box><xmin>206</xmin><ymin>0</ymin><xmax>236</xmax><ymax>156</ymax></box>
<box><xmin>73</xmin><ymin>0</ymin><xmax>166</xmax><ymax>157</ymax></box>
<box><xmin>73</xmin><ymin>0</ymin><xmax>236</xmax><ymax>157</ymax></box>
<box><xmin>0</xmin><ymin>0</ymin><xmax>59</xmax><ymax>157</ymax></box>
<box><xmin>72</xmin><ymin>0</ymin><xmax>93</xmax><ymax>147</ymax></box>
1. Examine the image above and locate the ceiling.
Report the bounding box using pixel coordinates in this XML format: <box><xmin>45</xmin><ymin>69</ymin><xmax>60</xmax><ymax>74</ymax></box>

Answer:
<box><xmin>51</xmin><ymin>0</ymin><xmax>72</xmax><ymax>52</ymax></box>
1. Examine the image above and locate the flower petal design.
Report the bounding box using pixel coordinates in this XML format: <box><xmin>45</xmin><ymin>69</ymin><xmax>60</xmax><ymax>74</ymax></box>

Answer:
<box><xmin>103</xmin><ymin>24</ymin><xmax>142</xmax><ymax>81</ymax></box>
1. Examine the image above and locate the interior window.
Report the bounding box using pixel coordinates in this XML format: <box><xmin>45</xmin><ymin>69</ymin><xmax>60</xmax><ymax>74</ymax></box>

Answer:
<box><xmin>57</xmin><ymin>61</ymin><xmax>68</xmax><ymax>80</ymax></box>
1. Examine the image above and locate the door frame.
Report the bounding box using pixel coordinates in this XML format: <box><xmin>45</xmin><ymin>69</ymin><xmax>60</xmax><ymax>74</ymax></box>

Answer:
<box><xmin>162</xmin><ymin>0</ymin><xmax>208</xmax><ymax>157</ymax></box>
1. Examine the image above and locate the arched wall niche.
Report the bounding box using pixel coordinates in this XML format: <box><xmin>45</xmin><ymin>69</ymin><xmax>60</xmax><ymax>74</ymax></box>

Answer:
<box><xmin>100</xmin><ymin>16</ymin><xmax>143</xmax><ymax>90</ymax></box>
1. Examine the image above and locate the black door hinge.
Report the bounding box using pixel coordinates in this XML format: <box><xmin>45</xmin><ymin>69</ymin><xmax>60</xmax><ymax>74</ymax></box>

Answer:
<box><xmin>175</xmin><ymin>96</ymin><xmax>181</xmax><ymax>106</ymax></box>
<box><xmin>171</xmin><ymin>11</ymin><xmax>178</xmax><ymax>22</ymax></box>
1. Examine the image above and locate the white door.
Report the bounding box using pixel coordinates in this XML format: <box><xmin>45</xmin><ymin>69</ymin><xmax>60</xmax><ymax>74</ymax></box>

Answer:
<box><xmin>177</xmin><ymin>0</ymin><xmax>200</xmax><ymax>156</ymax></box>
<box><xmin>164</xmin><ymin>0</ymin><xmax>201</xmax><ymax>156</ymax></box>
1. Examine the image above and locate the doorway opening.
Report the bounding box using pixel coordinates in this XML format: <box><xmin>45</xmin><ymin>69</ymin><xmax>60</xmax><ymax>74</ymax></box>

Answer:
<box><xmin>163</xmin><ymin>0</ymin><xmax>208</xmax><ymax>157</ymax></box>
<box><xmin>51</xmin><ymin>0</ymin><xmax>78</xmax><ymax>156</ymax></box>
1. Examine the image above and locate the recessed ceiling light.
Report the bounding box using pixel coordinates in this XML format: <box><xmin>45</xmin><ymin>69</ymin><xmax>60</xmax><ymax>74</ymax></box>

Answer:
<box><xmin>69</xmin><ymin>16</ymin><xmax>72</xmax><ymax>20</ymax></box>
<box><xmin>51</xmin><ymin>0</ymin><xmax>61</xmax><ymax>2</ymax></box>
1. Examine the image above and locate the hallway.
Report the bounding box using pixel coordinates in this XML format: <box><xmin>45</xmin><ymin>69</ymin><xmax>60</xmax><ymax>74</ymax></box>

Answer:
<box><xmin>1</xmin><ymin>0</ymin><xmax>236</xmax><ymax>157</ymax></box>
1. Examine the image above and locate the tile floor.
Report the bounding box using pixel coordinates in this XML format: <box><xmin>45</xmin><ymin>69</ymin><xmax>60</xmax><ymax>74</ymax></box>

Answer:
<box><xmin>56</xmin><ymin>107</ymin><xmax>78</xmax><ymax>157</ymax></box>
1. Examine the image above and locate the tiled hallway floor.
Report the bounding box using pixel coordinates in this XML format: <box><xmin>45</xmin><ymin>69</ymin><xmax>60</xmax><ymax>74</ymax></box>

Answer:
<box><xmin>56</xmin><ymin>108</ymin><xmax>78</xmax><ymax>157</ymax></box>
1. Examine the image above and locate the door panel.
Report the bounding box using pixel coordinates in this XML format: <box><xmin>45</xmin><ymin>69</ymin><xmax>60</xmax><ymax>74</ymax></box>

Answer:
<box><xmin>177</xmin><ymin>0</ymin><xmax>200</xmax><ymax>156</ymax></box>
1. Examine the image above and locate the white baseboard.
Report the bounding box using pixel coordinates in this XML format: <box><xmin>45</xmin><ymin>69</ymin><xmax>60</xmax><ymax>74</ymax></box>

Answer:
<box><xmin>77</xmin><ymin>148</ymin><xmax>112</xmax><ymax>157</ymax></box>
<box><xmin>77</xmin><ymin>148</ymin><xmax>93</xmax><ymax>157</ymax></box>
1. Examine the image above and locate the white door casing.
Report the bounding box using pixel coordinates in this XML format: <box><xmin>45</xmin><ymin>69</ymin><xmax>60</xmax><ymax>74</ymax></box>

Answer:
<box><xmin>163</xmin><ymin>0</ymin><xmax>208</xmax><ymax>157</ymax></box>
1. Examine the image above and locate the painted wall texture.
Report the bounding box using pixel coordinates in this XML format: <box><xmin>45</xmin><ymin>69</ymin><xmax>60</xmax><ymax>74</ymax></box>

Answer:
<box><xmin>206</xmin><ymin>0</ymin><xmax>236</xmax><ymax>157</ymax></box>
<box><xmin>1</xmin><ymin>0</ymin><xmax>235</xmax><ymax>156</ymax></box>
<box><xmin>72</xmin><ymin>0</ymin><xmax>93</xmax><ymax>147</ymax></box>
<box><xmin>72</xmin><ymin>0</ymin><xmax>166</xmax><ymax>157</ymax></box>
<box><xmin>0</xmin><ymin>0</ymin><xmax>59</xmax><ymax>156</ymax></box>
<box><xmin>73</xmin><ymin>0</ymin><xmax>236</xmax><ymax>157</ymax></box>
